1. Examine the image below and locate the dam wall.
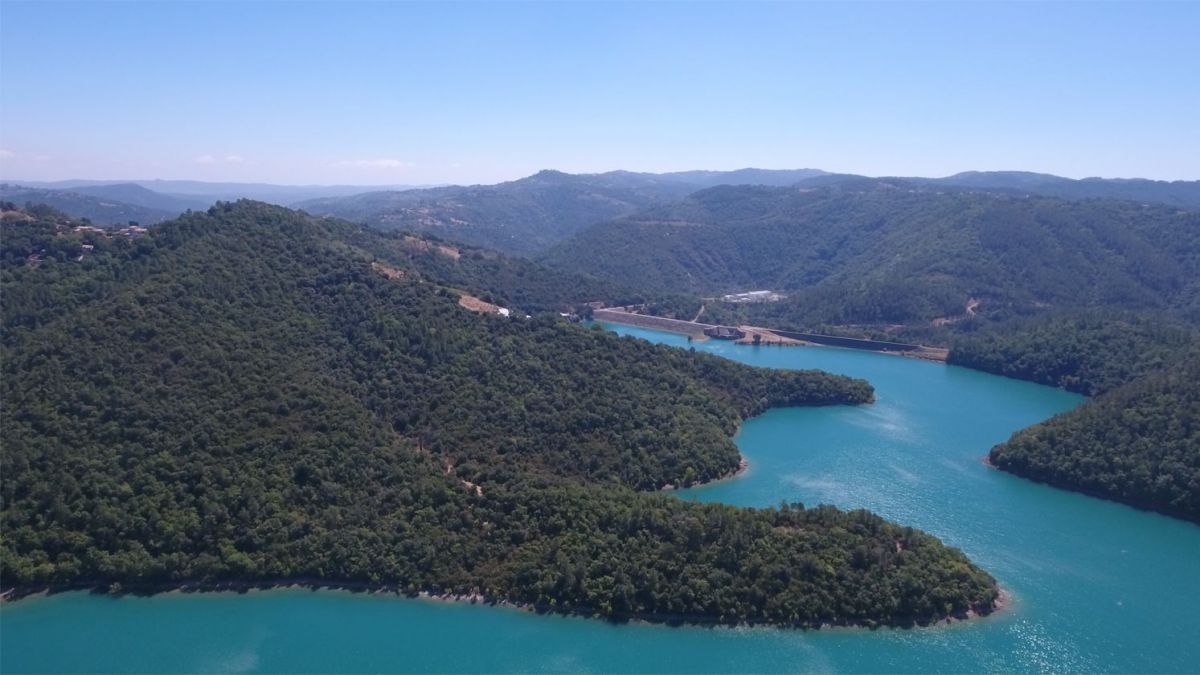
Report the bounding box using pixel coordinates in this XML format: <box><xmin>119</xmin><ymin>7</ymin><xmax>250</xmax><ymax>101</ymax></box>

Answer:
<box><xmin>592</xmin><ymin>310</ymin><xmax>712</xmax><ymax>337</ymax></box>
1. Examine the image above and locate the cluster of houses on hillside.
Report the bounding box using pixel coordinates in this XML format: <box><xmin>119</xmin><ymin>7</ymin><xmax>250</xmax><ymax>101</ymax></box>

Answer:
<box><xmin>73</xmin><ymin>223</ymin><xmax>149</xmax><ymax>238</ymax></box>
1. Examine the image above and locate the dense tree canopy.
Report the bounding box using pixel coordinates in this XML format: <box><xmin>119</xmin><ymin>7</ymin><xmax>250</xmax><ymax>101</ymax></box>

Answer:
<box><xmin>0</xmin><ymin>201</ymin><xmax>998</xmax><ymax>627</ymax></box>
<box><xmin>946</xmin><ymin>312</ymin><xmax>1200</xmax><ymax>521</ymax></box>
<box><xmin>989</xmin><ymin>349</ymin><xmax>1200</xmax><ymax>522</ymax></box>
<box><xmin>296</xmin><ymin>170</ymin><xmax>699</xmax><ymax>256</ymax></box>
<box><xmin>542</xmin><ymin>183</ymin><xmax>1200</xmax><ymax>326</ymax></box>
<box><xmin>948</xmin><ymin>312</ymin><xmax>1198</xmax><ymax>396</ymax></box>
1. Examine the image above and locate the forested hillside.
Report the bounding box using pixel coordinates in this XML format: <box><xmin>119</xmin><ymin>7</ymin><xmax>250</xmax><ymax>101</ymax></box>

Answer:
<box><xmin>294</xmin><ymin>169</ymin><xmax>853</xmax><ymax>256</ymax></box>
<box><xmin>0</xmin><ymin>201</ymin><xmax>1001</xmax><ymax>627</ymax></box>
<box><xmin>543</xmin><ymin>182</ymin><xmax>1200</xmax><ymax>326</ymax></box>
<box><xmin>988</xmin><ymin>349</ymin><xmax>1200</xmax><ymax>523</ymax></box>
<box><xmin>296</xmin><ymin>170</ymin><xmax>699</xmax><ymax>255</ymax></box>
<box><xmin>948</xmin><ymin>312</ymin><xmax>1198</xmax><ymax>396</ymax></box>
<box><xmin>943</xmin><ymin>311</ymin><xmax>1200</xmax><ymax>522</ymax></box>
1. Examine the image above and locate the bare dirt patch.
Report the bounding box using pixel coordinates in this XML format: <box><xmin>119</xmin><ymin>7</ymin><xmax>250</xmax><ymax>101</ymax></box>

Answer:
<box><xmin>371</xmin><ymin>261</ymin><xmax>406</xmax><ymax>279</ymax></box>
<box><xmin>458</xmin><ymin>294</ymin><xmax>502</xmax><ymax>314</ymax></box>
<box><xmin>401</xmin><ymin>235</ymin><xmax>460</xmax><ymax>260</ymax></box>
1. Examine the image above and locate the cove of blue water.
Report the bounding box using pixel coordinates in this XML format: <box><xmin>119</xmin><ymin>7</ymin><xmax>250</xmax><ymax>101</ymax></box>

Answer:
<box><xmin>3</xmin><ymin>325</ymin><xmax>1198</xmax><ymax>673</ymax></box>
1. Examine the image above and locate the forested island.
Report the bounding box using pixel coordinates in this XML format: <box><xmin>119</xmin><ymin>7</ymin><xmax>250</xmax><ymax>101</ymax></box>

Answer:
<box><xmin>0</xmin><ymin>201</ymin><xmax>999</xmax><ymax>628</ymax></box>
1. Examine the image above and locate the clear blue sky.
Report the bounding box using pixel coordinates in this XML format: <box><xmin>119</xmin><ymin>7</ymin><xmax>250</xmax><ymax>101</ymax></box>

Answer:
<box><xmin>1</xmin><ymin>1</ymin><xmax>1197</xmax><ymax>185</ymax></box>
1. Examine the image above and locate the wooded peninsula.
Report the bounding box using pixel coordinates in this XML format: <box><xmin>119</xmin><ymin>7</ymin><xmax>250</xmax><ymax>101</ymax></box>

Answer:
<box><xmin>0</xmin><ymin>201</ymin><xmax>999</xmax><ymax>627</ymax></box>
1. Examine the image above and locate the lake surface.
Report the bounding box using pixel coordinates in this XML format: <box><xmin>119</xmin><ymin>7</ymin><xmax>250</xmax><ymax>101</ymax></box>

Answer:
<box><xmin>4</xmin><ymin>324</ymin><xmax>1198</xmax><ymax>673</ymax></box>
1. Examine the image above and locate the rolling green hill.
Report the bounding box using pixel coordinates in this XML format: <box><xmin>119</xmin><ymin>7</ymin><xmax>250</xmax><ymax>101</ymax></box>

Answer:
<box><xmin>0</xmin><ymin>201</ymin><xmax>1000</xmax><ymax>627</ymax></box>
<box><xmin>295</xmin><ymin>169</ymin><xmax>842</xmax><ymax>256</ymax></box>
<box><xmin>947</xmin><ymin>312</ymin><xmax>1198</xmax><ymax>396</ymax></box>
<box><xmin>296</xmin><ymin>170</ymin><xmax>701</xmax><ymax>255</ymax></box>
<box><xmin>951</xmin><ymin>313</ymin><xmax>1200</xmax><ymax>522</ymax></box>
<box><xmin>988</xmin><ymin>348</ymin><xmax>1200</xmax><ymax>523</ymax></box>
<box><xmin>543</xmin><ymin>182</ymin><xmax>1200</xmax><ymax>326</ymax></box>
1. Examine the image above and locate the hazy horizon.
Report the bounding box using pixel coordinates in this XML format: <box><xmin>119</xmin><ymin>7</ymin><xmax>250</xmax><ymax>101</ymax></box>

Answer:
<box><xmin>3</xmin><ymin>166</ymin><xmax>1198</xmax><ymax>192</ymax></box>
<box><xmin>2</xmin><ymin>2</ymin><xmax>1197</xmax><ymax>184</ymax></box>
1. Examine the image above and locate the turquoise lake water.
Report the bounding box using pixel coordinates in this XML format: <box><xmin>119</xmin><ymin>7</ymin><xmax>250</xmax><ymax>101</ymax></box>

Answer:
<box><xmin>3</xmin><ymin>324</ymin><xmax>1199</xmax><ymax>673</ymax></box>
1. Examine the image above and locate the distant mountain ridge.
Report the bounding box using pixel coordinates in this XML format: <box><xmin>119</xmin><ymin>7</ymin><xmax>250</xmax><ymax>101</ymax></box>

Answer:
<box><xmin>10</xmin><ymin>179</ymin><xmax>433</xmax><ymax>204</ymax></box>
<box><xmin>294</xmin><ymin>170</ymin><xmax>703</xmax><ymax>255</ymax></box>
<box><xmin>293</xmin><ymin>168</ymin><xmax>840</xmax><ymax>255</ymax></box>
<box><xmin>649</xmin><ymin>168</ymin><xmax>829</xmax><ymax>187</ymax></box>
<box><xmin>0</xmin><ymin>184</ymin><xmax>177</xmax><ymax>225</ymax></box>
<box><xmin>0</xmin><ymin>180</ymin><xmax>438</xmax><ymax>228</ymax></box>
<box><xmin>8</xmin><ymin>168</ymin><xmax>1197</xmax><ymax>245</ymax></box>
<box><xmin>66</xmin><ymin>183</ymin><xmax>215</xmax><ymax>213</ymax></box>
<box><xmin>913</xmin><ymin>171</ymin><xmax>1200</xmax><ymax>209</ymax></box>
<box><xmin>296</xmin><ymin>168</ymin><xmax>1200</xmax><ymax>256</ymax></box>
